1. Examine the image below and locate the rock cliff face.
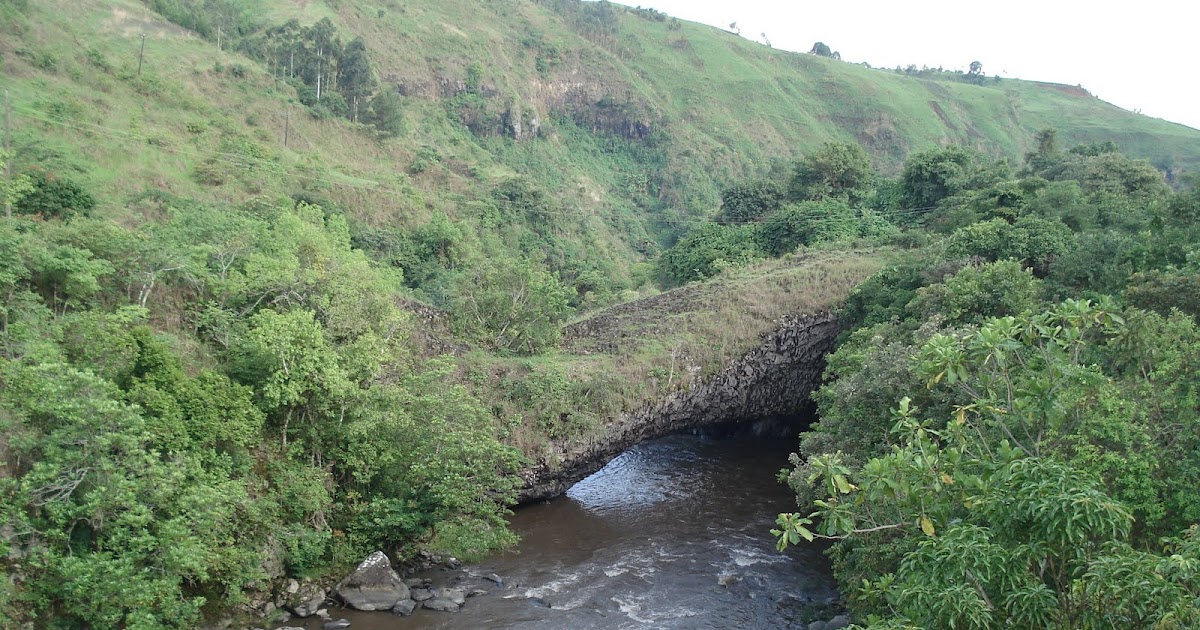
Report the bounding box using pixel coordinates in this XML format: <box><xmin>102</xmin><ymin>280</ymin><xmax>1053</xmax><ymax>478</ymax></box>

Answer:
<box><xmin>386</xmin><ymin>70</ymin><xmax>657</xmax><ymax>142</ymax></box>
<box><xmin>519</xmin><ymin>311</ymin><xmax>839</xmax><ymax>502</ymax></box>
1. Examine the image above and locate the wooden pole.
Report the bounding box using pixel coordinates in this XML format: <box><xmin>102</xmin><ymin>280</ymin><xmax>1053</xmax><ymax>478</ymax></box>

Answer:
<box><xmin>137</xmin><ymin>34</ymin><xmax>146</xmax><ymax>78</ymax></box>
<box><xmin>283</xmin><ymin>108</ymin><xmax>290</xmax><ymax>148</ymax></box>
<box><xmin>4</xmin><ymin>89</ymin><xmax>11</xmax><ymax>219</ymax></box>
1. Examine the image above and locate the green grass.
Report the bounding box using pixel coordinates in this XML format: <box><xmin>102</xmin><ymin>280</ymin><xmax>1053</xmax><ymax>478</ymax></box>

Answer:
<box><xmin>4</xmin><ymin>0</ymin><xmax>1198</xmax><ymax>261</ymax></box>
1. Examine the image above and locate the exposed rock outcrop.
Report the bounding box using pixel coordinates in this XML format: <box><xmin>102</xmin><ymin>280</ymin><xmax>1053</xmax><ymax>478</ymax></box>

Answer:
<box><xmin>335</xmin><ymin>551</ymin><xmax>410</xmax><ymax>611</ymax></box>
<box><xmin>519</xmin><ymin>311</ymin><xmax>838</xmax><ymax>501</ymax></box>
<box><xmin>283</xmin><ymin>581</ymin><xmax>327</xmax><ymax>618</ymax></box>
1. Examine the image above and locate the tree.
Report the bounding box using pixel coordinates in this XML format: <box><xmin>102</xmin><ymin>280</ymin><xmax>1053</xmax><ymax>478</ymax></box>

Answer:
<box><xmin>965</xmin><ymin>60</ymin><xmax>985</xmax><ymax>84</ymax></box>
<box><xmin>1024</xmin><ymin>128</ymin><xmax>1061</xmax><ymax>174</ymax></box>
<box><xmin>451</xmin><ymin>257</ymin><xmax>574</xmax><ymax>354</ymax></box>
<box><xmin>656</xmin><ymin>223</ymin><xmax>763</xmax><ymax>285</ymax></box>
<box><xmin>757</xmin><ymin>199</ymin><xmax>857</xmax><ymax>255</ymax></box>
<box><xmin>790</xmin><ymin>141</ymin><xmax>875</xmax><ymax>205</ymax></box>
<box><xmin>366</xmin><ymin>89</ymin><xmax>403</xmax><ymax>138</ymax></box>
<box><xmin>716</xmin><ymin>179</ymin><xmax>785</xmax><ymax>223</ymax></box>
<box><xmin>1</xmin><ymin>150</ymin><xmax>33</xmax><ymax>219</ymax></box>
<box><xmin>777</xmin><ymin>301</ymin><xmax>1200</xmax><ymax>628</ymax></box>
<box><xmin>810</xmin><ymin>41</ymin><xmax>834</xmax><ymax>57</ymax></box>
<box><xmin>899</xmin><ymin>146</ymin><xmax>1000</xmax><ymax>211</ymax></box>
<box><xmin>336</xmin><ymin>37</ymin><xmax>376</xmax><ymax>121</ymax></box>
<box><xmin>942</xmin><ymin>215</ymin><xmax>1076</xmax><ymax>275</ymax></box>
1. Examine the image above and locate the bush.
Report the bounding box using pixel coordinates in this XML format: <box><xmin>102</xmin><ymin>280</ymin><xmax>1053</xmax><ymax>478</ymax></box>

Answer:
<box><xmin>451</xmin><ymin>257</ymin><xmax>574</xmax><ymax>354</ymax></box>
<box><xmin>715</xmin><ymin>179</ymin><xmax>784</xmax><ymax>223</ymax></box>
<box><xmin>944</xmin><ymin>215</ymin><xmax>1075</xmax><ymax>275</ymax></box>
<box><xmin>14</xmin><ymin>168</ymin><xmax>96</xmax><ymax>220</ymax></box>
<box><xmin>908</xmin><ymin>259</ymin><xmax>1045</xmax><ymax>325</ymax></box>
<box><xmin>757</xmin><ymin>199</ymin><xmax>857</xmax><ymax>255</ymax></box>
<box><xmin>1126</xmin><ymin>269</ymin><xmax>1200</xmax><ymax>319</ymax></box>
<box><xmin>656</xmin><ymin>223</ymin><xmax>763</xmax><ymax>285</ymax></box>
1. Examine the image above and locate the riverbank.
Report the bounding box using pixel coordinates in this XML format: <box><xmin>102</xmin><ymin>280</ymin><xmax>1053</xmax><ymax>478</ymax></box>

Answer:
<box><xmin>265</xmin><ymin>431</ymin><xmax>842</xmax><ymax>630</ymax></box>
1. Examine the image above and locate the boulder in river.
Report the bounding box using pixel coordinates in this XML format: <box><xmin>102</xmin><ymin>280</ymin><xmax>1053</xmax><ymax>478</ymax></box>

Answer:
<box><xmin>435</xmin><ymin>587</ymin><xmax>466</xmax><ymax>606</ymax></box>
<box><xmin>410</xmin><ymin>587</ymin><xmax>434</xmax><ymax>602</ymax></box>
<box><xmin>335</xmin><ymin>551</ymin><xmax>410</xmax><ymax>611</ymax></box>
<box><xmin>322</xmin><ymin>620</ymin><xmax>351</xmax><ymax>630</ymax></box>
<box><xmin>284</xmin><ymin>582</ymin><xmax>326</xmax><ymax>618</ymax></box>
<box><xmin>423</xmin><ymin>598</ymin><xmax>462</xmax><ymax>612</ymax></box>
<box><xmin>391</xmin><ymin>598</ymin><xmax>417</xmax><ymax>616</ymax></box>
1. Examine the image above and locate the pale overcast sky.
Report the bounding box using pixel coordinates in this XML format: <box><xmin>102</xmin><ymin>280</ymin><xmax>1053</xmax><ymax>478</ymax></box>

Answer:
<box><xmin>615</xmin><ymin>0</ymin><xmax>1200</xmax><ymax>130</ymax></box>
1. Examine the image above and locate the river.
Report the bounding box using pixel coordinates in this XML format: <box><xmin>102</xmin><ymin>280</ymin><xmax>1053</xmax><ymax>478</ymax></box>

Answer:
<box><xmin>280</xmin><ymin>429</ymin><xmax>839</xmax><ymax>629</ymax></box>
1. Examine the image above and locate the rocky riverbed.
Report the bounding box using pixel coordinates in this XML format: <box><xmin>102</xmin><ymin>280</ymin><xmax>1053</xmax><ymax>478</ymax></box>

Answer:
<box><xmin>248</xmin><ymin>431</ymin><xmax>845</xmax><ymax>630</ymax></box>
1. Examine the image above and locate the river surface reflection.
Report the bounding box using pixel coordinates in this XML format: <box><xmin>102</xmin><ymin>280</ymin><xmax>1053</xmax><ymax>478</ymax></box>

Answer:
<box><xmin>282</xmin><ymin>431</ymin><xmax>837</xmax><ymax>629</ymax></box>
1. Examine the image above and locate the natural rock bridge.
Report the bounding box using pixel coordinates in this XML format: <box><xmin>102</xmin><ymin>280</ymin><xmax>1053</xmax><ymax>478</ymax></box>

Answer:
<box><xmin>518</xmin><ymin>311</ymin><xmax>840</xmax><ymax>502</ymax></box>
<box><xmin>508</xmin><ymin>251</ymin><xmax>885</xmax><ymax>502</ymax></box>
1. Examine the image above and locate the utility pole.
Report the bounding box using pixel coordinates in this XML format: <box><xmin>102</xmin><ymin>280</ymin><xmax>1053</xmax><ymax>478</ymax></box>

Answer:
<box><xmin>217</xmin><ymin>25</ymin><xmax>222</xmax><ymax>51</ymax></box>
<box><xmin>137</xmin><ymin>34</ymin><xmax>146</xmax><ymax>78</ymax></box>
<box><xmin>4</xmin><ymin>89</ymin><xmax>11</xmax><ymax>219</ymax></box>
<box><xmin>283</xmin><ymin>108</ymin><xmax>290</xmax><ymax>148</ymax></box>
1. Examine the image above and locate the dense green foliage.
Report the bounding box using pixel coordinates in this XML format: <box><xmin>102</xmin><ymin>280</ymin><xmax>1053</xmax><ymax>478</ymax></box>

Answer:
<box><xmin>789</xmin><ymin>142</ymin><xmax>875</xmax><ymax>206</ymax></box>
<box><xmin>0</xmin><ymin>186</ymin><xmax>520</xmax><ymax>628</ymax></box>
<box><xmin>776</xmin><ymin>136</ymin><xmax>1200</xmax><ymax>628</ymax></box>
<box><xmin>656</xmin><ymin>144</ymin><xmax>896</xmax><ymax>286</ymax></box>
<box><xmin>656</xmin><ymin>223</ymin><xmax>763</xmax><ymax>285</ymax></box>
<box><xmin>13</xmin><ymin>168</ymin><xmax>96</xmax><ymax>220</ymax></box>
<box><xmin>3</xmin><ymin>0</ymin><xmax>1200</xmax><ymax>627</ymax></box>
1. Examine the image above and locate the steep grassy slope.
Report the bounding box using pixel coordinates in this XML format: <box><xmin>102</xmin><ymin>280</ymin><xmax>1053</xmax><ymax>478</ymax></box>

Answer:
<box><xmin>3</xmin><ymin>0</ymin><xmax>1197</xmax><ymax>263</ymax></box>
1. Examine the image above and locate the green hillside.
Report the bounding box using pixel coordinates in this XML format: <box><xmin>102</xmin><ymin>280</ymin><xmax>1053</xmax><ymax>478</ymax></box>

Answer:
<box><xmin>4</xmin><ymin>1</ymin><xmax>1200</xmax><ymax>627</ymax></box>
<box><xmin>3</xmin><ymin>0</ymin><xmax>1197</xmax><ymax>263</ymax></box>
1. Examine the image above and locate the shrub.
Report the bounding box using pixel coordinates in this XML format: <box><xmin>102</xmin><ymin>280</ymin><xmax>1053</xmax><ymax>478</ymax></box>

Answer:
<box><xmin>14</xmin><ymin>168</ymin><xmax>96</xmax><ymax>220</ymax></box>
<box><xmin>656</xmin><ymin>223</ymin><xmax>763</xmax><ymax>285</ymax></box>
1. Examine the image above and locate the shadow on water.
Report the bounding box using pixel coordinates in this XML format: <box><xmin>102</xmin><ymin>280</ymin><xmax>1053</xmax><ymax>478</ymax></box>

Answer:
<box><xmin>282</xmin><ymin>414</ymin><xmax>839</xmax><ymax>629</ymax></box>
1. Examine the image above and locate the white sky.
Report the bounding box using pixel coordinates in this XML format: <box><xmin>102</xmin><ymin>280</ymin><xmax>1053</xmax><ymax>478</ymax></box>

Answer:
<box><xmin>614</xmin><ymin>0</ymin><xmax>1200</xmax><ymax>131</ymax></box>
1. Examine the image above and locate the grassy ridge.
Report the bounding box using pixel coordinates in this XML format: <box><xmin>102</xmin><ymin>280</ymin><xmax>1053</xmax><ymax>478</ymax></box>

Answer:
<box><xmin>465</xmin><ymin>248</ymin><xmax>890</xmax><ymax>460</ymax></box>
<box><xmin>3</xmin><ymin>0</ymin><xmax>1198</xmax><ymax>258</ymax></box>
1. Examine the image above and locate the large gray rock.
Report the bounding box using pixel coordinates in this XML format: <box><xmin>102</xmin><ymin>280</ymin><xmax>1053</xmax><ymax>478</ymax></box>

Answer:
<box><xmin>285</xmin><ymin>582</ymin><xmax>326</xmax><ymax>618</ymax></box>
<box><xmin>410</xmin><ymin>588</ymin><xmax>434</xmax><ymax>602</ymax></box>
<box><xmin>391</xmin><ymin>598</ymin><xmax>417</xmax><ymax>616</ymax></box>
<box><xmin>826</xmin><ymin>614</ymin><xmax>851</xmax><ymax>629</ymax></box>
<box><xmin>435</xmin><ymin>587</ymin><xmax>466</xmax><ymax>606</ymax></box>
<box><xmin>423</xmin><ymin>598</ymin><xmax>461</xmax><ymax>612</ymax></box>
<box><xmin>336</xmin><ymin>551</ymin><xmax>410</xmax><ymax>611</ymax></box>
<box><xmin>258</xmin><ymin>536</ymin><xmax>287</xmax><ymax>584</ymax></box>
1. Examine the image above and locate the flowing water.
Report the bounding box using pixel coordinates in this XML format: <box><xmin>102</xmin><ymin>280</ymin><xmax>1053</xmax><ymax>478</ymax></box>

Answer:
<box><xmin>282</xmin><ymin>430</ymin><xmax>838</xmax><ymax>629</ymax></box>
